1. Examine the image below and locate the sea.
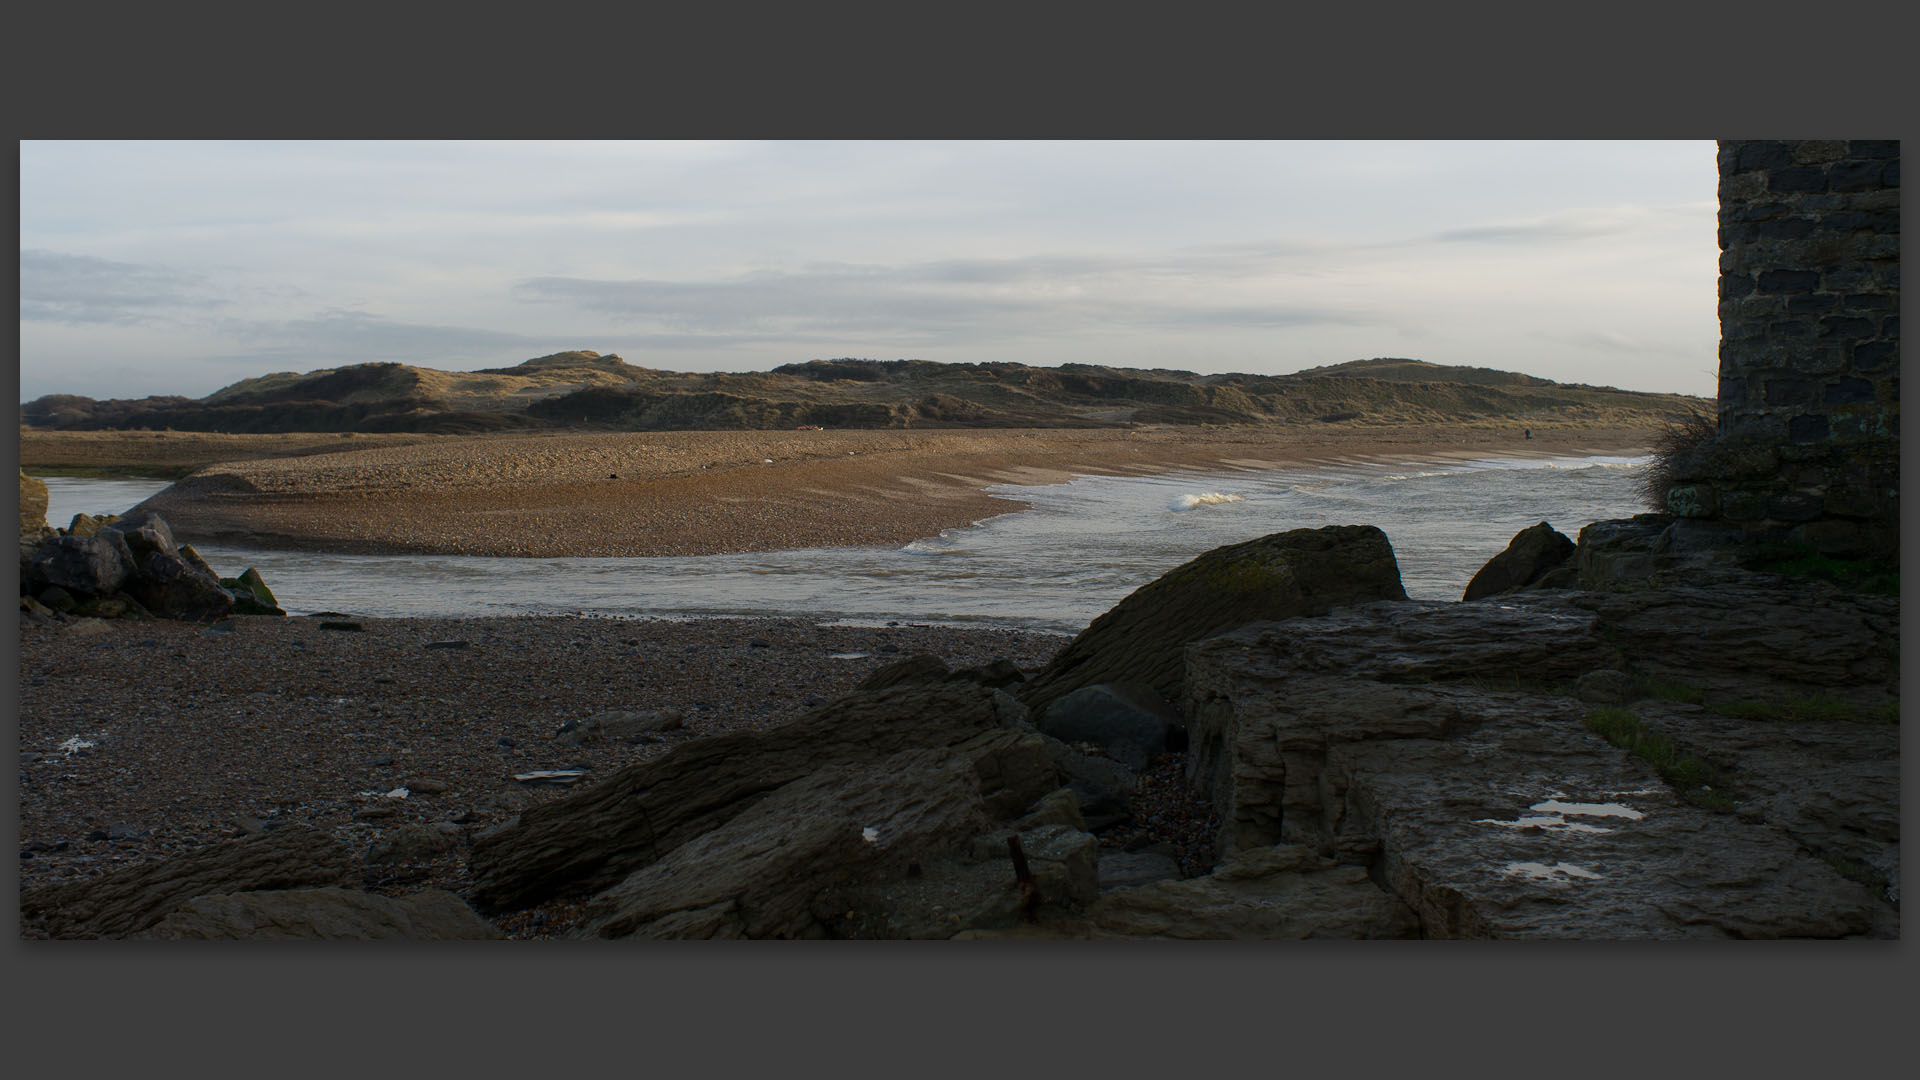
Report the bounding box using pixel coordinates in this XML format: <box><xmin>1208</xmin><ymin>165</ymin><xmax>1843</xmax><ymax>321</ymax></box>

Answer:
<box><xmin>37</xmin><ymin>453</ymin><xmax>1649</xmax><ymax>635</ymax></box>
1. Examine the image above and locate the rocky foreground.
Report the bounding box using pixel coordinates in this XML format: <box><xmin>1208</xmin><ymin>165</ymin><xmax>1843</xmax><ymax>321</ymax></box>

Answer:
<box><xmin>15</xmin><ymin>494</ymin><xmax>1901</xmax><ymax>939</ymax></box>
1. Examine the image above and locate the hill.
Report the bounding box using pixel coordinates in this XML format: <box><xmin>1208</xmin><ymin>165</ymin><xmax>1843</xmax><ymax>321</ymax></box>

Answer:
<box><xmin>19</xmin><ymin>353</ymin><xmax>1704</xmax><ymax>435</ymax></box>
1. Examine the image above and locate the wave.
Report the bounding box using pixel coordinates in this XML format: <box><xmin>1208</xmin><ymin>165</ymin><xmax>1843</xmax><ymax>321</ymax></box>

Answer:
<box><xmin>1169</xmin><ymin>492</ymin><xmax>1245</xmax><ymax>512</ymax></box>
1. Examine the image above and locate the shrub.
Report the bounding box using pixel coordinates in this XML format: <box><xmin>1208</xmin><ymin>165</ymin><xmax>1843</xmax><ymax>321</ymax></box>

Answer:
<box><xmin>1636</xmin><ymin>406</ymin><xmax>1718</xmax><ymax>514</ymax></box>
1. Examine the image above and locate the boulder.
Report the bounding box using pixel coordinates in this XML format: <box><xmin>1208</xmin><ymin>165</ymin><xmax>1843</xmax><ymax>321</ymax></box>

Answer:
<box><xmin>468</xmin><ymin>680</ymin><xmax>1041</xmax><ymax>912</ymax></box>
<box><xmin>1462</xmin><ymin>521</ymin><xmax>1575</xmax><ymax>600</ymax></box>
<box><xmin>27</xmin><ymin>532</ymin><xmax>136</xmax><ymax>598</ymax></box>
<box><xmin>66</xmin><ymin>513</ymin><xmax>119</xmax><ymax>538</ymax></box>
<box><xmin>101</xmin><ymin>508</ymin><xmax>179</xmax><ymax>562</ymax></box>
<box><xmin>20</xmin><ymin>828</ymin><xmax>357</xmax><ymax>939</ymax></box>
<box><xmin>123</xmin><ymin>548</ymin><xmax>235</xmax><ymax>622</ymax></box>
<box><xmin>136</xmin><ymin>887</ymin><xmax>502</xmax><ymax>940</ymax></box>
<box><xmin>1018</xmin><ymin>525</ymin><xmax>1407</xmax><ymax>714</ymax></box>
<box><xmin>1037</xmin><ymin>681</ymin><xmax>1181</xmax><ymax>772</ymax></box>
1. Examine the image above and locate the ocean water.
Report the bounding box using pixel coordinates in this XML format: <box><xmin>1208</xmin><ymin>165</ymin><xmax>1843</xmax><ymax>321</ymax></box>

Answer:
<box><xmin>36</xmin><ymin>454</ymin><xmax>1650</xmax><ymax>634</ymax></box>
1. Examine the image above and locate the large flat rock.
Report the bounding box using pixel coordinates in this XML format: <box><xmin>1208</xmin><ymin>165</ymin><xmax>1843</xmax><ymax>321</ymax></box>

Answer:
<box><xmin>1182</xmin><ymin>589</ymin><xmax>1896</xmax><ymax>939</ymax></box>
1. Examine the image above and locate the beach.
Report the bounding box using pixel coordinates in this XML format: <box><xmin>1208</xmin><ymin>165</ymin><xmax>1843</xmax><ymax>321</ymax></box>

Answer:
<box><xmin>17</xmin><ymin>420</ymin><xmax>1660</xmax><ymax>937</ymax></box>
<box><xmin>88</xmin><ymin>422</ymin><xmax>1663</xmax><ymax>558</ymax></box>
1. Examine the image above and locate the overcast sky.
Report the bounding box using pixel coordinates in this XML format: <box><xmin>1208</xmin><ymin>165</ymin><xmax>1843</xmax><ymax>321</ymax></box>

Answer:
<box><xmin>19</xmin><ymin>140</ymin><xmax>1721</xmax><ymax>402</ymax></box>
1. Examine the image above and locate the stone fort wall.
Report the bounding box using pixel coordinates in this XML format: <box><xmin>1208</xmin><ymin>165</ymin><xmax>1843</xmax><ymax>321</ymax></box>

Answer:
<box><xmin>1666</xmin><ymin>139</ymin><xmax>1899</xmax><ymax>560</ymax></box>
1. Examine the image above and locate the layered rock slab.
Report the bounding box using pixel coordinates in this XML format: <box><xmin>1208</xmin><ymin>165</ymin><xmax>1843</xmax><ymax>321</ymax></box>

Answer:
<box><xmin>468</xmin><ymin>680</ymin><xmax>1043</xmax><ymax>912</ymax></box>
<box><xmin>136</xmin><ymin>887</ymin><xmax>502</xmax><ymax>941</ymax></box>
<box><xmin>1184</xmin><ymin>593</ymin><xmax>1895</xmax><ymax>939</ymax></box>
<box><xmin>20</xmin><ymin>828</ymin><xmax>358</xmax><ymax>939</ymax></box>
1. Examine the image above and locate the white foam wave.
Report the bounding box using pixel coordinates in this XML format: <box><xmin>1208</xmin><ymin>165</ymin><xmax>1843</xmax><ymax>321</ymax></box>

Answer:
<box><xmin>1169</xmin><ymin>492</ymin><xmax>1245</xmax><ymax>512</ymax></box>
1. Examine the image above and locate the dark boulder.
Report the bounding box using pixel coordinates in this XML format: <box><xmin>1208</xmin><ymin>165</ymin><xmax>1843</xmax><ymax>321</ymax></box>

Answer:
<box><xmin>1462</xmin><ymin>521</ymin><xmax>1575</xmax><ymax>600</ymax></box>
<box><xmin>1019</xmin><ymin>525</ymin><xmax>1408</xmax><ymax>714</ymax></box>
<box><xmin>101</xmin><ymin>508</ymin><xmax>179</xmax><ymax>562</ymax></box>
<box><xmin>1037</xmin><ymin>682</ymin><xmax>1181</xmax><ymax>772</ymax></box>
<box><xmin>27</xmin><ymin>532</ymin><xmax>136</xmax><ymax>598</ymax></box>
<box><xmin>124</xmin><ymin>548</ymin><xmax>235</xmax><ymax>622</ymax></box>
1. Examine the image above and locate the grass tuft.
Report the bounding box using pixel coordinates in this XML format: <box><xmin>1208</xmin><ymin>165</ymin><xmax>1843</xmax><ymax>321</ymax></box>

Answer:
<box><xmin>1582</xmin><ymin>707</ymin><xmax>1734</xmax><ymax>811</ymax></box>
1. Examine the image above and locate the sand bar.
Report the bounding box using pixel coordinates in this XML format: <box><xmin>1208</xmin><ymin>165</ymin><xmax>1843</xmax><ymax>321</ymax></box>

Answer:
<box><xmin>40</xmin><ymin>422</ymin><xmax>1657</xmax><ymax>558</ymax></box>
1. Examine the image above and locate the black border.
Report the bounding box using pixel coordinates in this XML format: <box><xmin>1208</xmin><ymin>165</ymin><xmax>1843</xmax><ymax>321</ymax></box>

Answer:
<box><xmin>8</xmin><ymin>2</ymin><xmax>1914</xmax><ymax>1072</ymax></box>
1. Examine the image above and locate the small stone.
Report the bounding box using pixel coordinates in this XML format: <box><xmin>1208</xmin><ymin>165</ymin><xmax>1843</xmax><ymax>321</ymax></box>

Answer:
<box><xmin>496</xmin><ymin>737</ymin><xmax>517</xmax><ymax>749</ymax></box>
<box><xmin>405</xmin><ymin>778</ymin><xmax>450</xmax><ymax>795</ymax></box>
<box><xmin>425</xmin><ymin>640</ymin><xmax>470</xmax><ymax>650</ymax></box>
<box><xmin>353</xmin><ymin>806</ymin><xmax>397</xmax><ymax>821</ymax></box>
<box><xmin>368</xmin><ymin>754</ymin><xmax>395</xmax><ymax>767</ymax></box>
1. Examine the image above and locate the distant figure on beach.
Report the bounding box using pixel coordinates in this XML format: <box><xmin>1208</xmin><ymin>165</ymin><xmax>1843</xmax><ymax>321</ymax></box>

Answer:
<box><xmin>1524</xmin><ymin>429</ymin><xmax>1531</xmax><ymax>440</ymax></box>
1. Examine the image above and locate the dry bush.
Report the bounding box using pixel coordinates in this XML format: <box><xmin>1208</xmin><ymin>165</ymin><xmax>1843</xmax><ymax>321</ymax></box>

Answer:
<box><xmin>1637</xmin><ymin>406</ymin><xmax>1719</xmax><ymax>513</ymax></box>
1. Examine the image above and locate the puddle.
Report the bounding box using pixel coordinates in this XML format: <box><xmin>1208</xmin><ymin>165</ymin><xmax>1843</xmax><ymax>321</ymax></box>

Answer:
<box><xmin>1475</xmin><ymin>814</ymin><xmax>1612</xmax><ymax>834</ymax></box>
<box><xmin>1531</xmin><ymin>800</ymin><xmax>1644</xmax><ymax>820</ymax></box>
<box><xmin>1503</xmin><ymin>861</ymin><xmax>1603</xmax><ymax>881</ymax></box>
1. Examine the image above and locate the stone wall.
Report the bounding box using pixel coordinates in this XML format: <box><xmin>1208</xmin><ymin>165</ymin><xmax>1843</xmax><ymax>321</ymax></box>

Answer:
<box><xmin>1665</xmin><ymin>140</ymin><xmax>1899</xmax><ymax>560</ymax></box>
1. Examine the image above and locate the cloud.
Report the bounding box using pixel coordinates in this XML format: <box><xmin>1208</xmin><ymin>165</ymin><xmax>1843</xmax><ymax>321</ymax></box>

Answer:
<box><xmin>20</xmin><ymin>249</ymin><xmax>227</xmax><ymax>324</ymax></box>
<box><xmin>1428</xmin><ymin>207</ymin><xmax>1644</xmax><ymax>245</ymax></box>
<box><xmin>209</xmin><ymin>308</ymin><xmax>553</xmax><ymax>364</ymax></box>
<box><xmin>513</xmin><ymin>251</ymin><xmax>1378</xmax><ymax>348</ymax></box>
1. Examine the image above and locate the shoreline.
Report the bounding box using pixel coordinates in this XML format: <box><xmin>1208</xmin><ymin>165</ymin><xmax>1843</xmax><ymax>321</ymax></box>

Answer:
<box><xmin>91</xmin><ymin>423</ymin><xmax>1658</xmax><ymax>559</ymax></box>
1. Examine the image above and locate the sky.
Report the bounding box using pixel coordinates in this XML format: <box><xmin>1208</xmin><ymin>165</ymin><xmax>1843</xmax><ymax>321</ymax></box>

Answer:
<box><xmin>18</xmin><ymin>140</ymin><xmax>1722</xmax><ymax>403</ymax></box>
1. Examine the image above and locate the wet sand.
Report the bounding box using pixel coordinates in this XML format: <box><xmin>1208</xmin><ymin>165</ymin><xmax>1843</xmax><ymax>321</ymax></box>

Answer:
<box><xmin>123</xmin><ymin>423</ymin><xmax>1658</xmax><ymax>558</ymax></box>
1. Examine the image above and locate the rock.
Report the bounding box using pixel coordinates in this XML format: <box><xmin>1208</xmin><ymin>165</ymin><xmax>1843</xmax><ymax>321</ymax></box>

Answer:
<box><xmin>553</xmin><ymin>709</ymin><xmax>686</xmax><ymax>747</ymax></box>
<box><xmin>236</xmin><ymin>567</ymin><xmax>278</xmax><ymax>608</ymax></box>
<box><xmin>35</xmin><ymin>586</ymin><xmax>77</xmax><ymax>614</ymax></box>
<box><xmin>136</xmin><ymin>887</ymin><xmax>501</xmax><ymax>940</ymax></box>
<box><xmin>1037</xmin><ymin>682</ymin><xmax>1180</xmax><ymax>772</ymax></box>
<box><xmin>122</xmin><ymin>549</ymin><xmax>234</xmax><ymax>622</ymax></box>
<box><xmin>1574</xmin><ymin>669</ymin><xmax>1637</xmax><ymax>704</ymax></box>
<box><xmin>1014</xmin><ymin>787</ymin><xmax>1086</xmax><ymax>832</ymax></box>
<box><xmin>404</xmin><ymin>777</ymin><xmax>450</xmax><ymax>795</ymax></box>
<box><xmin>365</xmin><ymin>823</ymin><xmax>461</xmax><ymax>865</ymax></box>
<box><xmin>177</xmin><ymin>544</ymin><xmax>218</xmax><ymax>579</ymax></box>
<box><xmin>950</xmin><ymin>658</ymin><xmax>1027</xmax><ymax>689</ymax></box>
<box><xmin>1564</xmin><ymin>583</ymin><xmax>1898</xmax><ymax>705</ymax></box>
<box><xmin>100</xmin><ymin>509</ymin><xmax>179</xmax><ymax>562</ymax></box>
<box><xmin>19</xmin><ymin>471</ymin><xmax>49</xmax><ymax>537</ymax></box>
<box><xmin>27</xmin><ymin>533</ymin><xmax>136</xmax><ymax>598</ymax></box>
<box><xmin>575</xmin><ymin>745</ymin><xmax>1067</xmax><ymax>939</ymax></box>
<box><xmin>1087</xmin><ymin>846</ymin><xmax>1420</xmax><ymax>939</ymax></box>
<box><xmin>1574</xmin><ymin>514</ymin><xmax>1675</xmax><ymax>589</ymax></box>
<box><xmin>1180</xmin><ymin>588</ymin><xmax>1893</xmax><ymax>939</ymax></box>
<box><xmin>1018</xmin><ymin>525</ymin><xmax>1408</xmax><ymax>714</ymax></box>
<box><xmin>469</xmin><ymin>680</ymin><xmax>1040</xmax><ymax>912</ymax></box>
<box><xmin>64</xmin><ymin>512</ymin><xmax>116</xmax><ymax>538</ymax></box>
<box><xmin>1097</xmin><ymin>851</ymin><xmax>1184</xmax><ymax>892</ymax></box>
<box><xmin>1037</xmin><ymin>734</ymin><xmax>1139</xmax><ymax>831</ymax></box>
<box><xmin>854</xmin><ymin>653</ymin><xmax>950</xmax><ymax>692</ymax></box>
<box><xmin>19</xmin><ymin>827</ymin><xmax>357</xmax><ymax>939</ymax></box>
<box><xmin>1462</xmin><ymin>521</ymin><xmax>1576</xmax><ymax>600</ymax></box>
